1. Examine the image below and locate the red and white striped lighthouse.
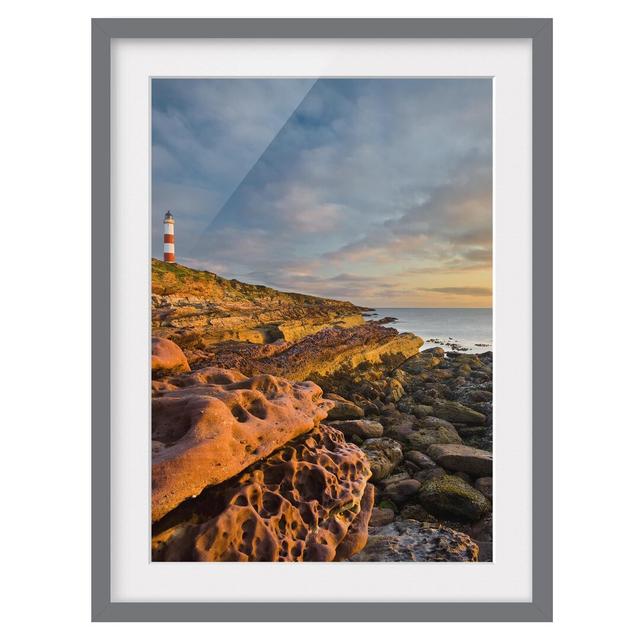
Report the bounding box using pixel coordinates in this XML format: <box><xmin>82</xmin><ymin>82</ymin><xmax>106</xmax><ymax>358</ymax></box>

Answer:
<box><xmin>163</xmin><ymin>211</ymin><xmax>176</xmax><ymax>263</ymax></box>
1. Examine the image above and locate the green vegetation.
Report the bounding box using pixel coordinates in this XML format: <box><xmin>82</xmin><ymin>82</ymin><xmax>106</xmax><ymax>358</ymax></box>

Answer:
<box><xmin>152</xmin><ymin>258</ymin><xmax>360</xmax><ymax>310</ymax></box>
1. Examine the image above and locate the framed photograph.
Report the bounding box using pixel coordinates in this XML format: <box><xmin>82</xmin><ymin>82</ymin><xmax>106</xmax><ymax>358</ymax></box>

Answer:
<box><xmin>93</xmin><ymin>18</ymin><xmax>552</xmax><ymax>621</ymax></box>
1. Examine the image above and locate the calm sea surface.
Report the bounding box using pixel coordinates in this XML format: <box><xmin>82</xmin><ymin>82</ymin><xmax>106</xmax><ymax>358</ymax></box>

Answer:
<box><xmin>370</xmin><ymin>308</ymin><xmax>493</xmax><ymax>353</ymax></box>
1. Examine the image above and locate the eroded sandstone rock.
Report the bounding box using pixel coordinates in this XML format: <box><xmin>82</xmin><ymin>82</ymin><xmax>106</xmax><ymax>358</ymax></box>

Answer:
<box><xmin>152</xmin><ymin>424</ymin><xmax>373</xmax><ymax>561</ymax></box>
<box><xmin>152</xmin><ymin>259</ymin><xmax>364</xmax><ymax>351</ymax></box>
<box><xmin>256</xmin><ymin>324</ymin><xmax>423</xmax><ymax>383</ymax></box>
<box><xmin>185</xmin><ymin>323</ymin><xmax>422</xmax><ymax>387</ymax></box>
<box><xmin>151</xmin><ymin>337</ymin><xmax>191</xmax><ymax>376</ymax></box>
<box><xmin>152</xmin><ymin>368</ymin><xmax>332</xmax><ymax>522</ymax></box>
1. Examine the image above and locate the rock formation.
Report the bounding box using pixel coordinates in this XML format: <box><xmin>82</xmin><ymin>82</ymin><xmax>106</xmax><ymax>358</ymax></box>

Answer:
<box><xmin>359</xmin><ymin>438</ymin><xmax>404</xmax><ymax>481</ymax></box>
<box><xmin>152</xmin><ymin>424</ymin><xmax>373</xmax><ymax>561</ymax></box>
<box><xmin>151</xmin><ymin>337</ymin><xmax>191</xmax><ymax>376</ymax></box>
<box><xmin>427</xmin><ymin>443</ymin><xmax>492</xmax><ymax>477</ymax></box>
<box><xmin>349</xmin><ymin>520</ymin><xmax>479</xmax><ymax>562</ymax></box>
<box><xmin>190</xmin><ymin>324</ymin><xmax>423</xmax><ymax>384</ymax></box>
<box><xmin>152</xmin><ymin>367</ymin><xmax>332</xmax><ymax>522</ymax></box>
<box><xmin>418</xmin><ymin>474</ymin><xmax>491</xmax><ymax>521</ymax></box>
<box><xmin>149</xmin><ymin>260</ymin><xmax>493</xmax><ymax>562</ymax></box>
<box><xmin>152</xmin><ymin>259</ymin><xmax>364</xmax><ymax>350</ymax></box>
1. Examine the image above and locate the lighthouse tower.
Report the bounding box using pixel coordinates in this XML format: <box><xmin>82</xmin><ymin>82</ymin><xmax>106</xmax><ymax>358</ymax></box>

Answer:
<box><xmin>163</xmin><ymin>211</ymin><xmax>175</xmax><ymax>263</ymax></box>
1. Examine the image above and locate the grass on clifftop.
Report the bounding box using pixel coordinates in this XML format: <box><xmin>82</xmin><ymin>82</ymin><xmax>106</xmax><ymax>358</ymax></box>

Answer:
<box><xmin>152</xmin><ymin>259</ymin><xmax>362</xmax><ymax>309</ymax></box>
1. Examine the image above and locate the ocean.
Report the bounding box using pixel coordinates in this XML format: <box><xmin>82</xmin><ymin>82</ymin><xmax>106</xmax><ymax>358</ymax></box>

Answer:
<box><xmin>369</xmin><ymin>308</ymin><xmax>493</xmax><ymax>353</ymax></box>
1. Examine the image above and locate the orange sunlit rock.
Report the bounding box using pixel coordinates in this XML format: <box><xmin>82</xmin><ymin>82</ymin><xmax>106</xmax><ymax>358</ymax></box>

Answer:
<box><xmin>152</xmin><ymin>424</ymin><xmax>373</xmax><ymax>561</ymax></box>
<box><xmin>151</xmin><ymin>368</ymin><xmax>333</xmax><ymax>522</ymax></box>
<box><xmin>151</xmin><ymin>337</ymin><xmax>191</xmax><ymax>375</ymax></box>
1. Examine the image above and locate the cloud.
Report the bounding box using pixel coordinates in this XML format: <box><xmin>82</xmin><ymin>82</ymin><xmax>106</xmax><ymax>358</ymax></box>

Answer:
<box><xmin>152</xmin><ymin>78</ymin><xmax>493</xmax><ymax>307</ymax></box>
<box><xmin>152</xmin><ymin>78</ymin><xmax>315</xmax><ymax>253</ymax></box>
<box><xmin>423</xmin><ymin>287</ymin><xmax>493</xmax><ymax>297</ymax></box>
<box><xmin>242</xmin><ymin>268</ymin><xmax>419</xmax><ymax>304</ymax></box>
<box><xmin>325</xmin><ymin>152</ymin><xmax>492</xmax><ymax>266</ymax></box>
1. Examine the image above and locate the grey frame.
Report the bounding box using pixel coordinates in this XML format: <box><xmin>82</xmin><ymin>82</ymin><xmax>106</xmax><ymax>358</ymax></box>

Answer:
<box><xmin>92</xmin><ymin>18</ymin><xmax>552</xmax><ymax>622</ymax></box>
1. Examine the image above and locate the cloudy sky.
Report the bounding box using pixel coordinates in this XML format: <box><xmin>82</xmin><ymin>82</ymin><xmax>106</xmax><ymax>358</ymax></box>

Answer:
<box><xmin>152</xmin><ymin>78</ymin><xmax>492</xmax><ymax>308</ymax></box>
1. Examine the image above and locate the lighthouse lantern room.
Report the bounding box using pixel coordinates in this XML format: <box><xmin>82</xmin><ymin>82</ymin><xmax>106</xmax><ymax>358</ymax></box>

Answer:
<box><xmin>163</xmin><ymin>211</ymin><xmax>175</xmax><ymax>263</ymax></box>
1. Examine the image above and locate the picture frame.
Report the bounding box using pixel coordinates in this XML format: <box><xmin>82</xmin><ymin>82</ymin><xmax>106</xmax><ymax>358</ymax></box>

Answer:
<box><xmin>92</xmin><ymin>17</ymin><xmax>552</xmax><ymax>622</ymax></box>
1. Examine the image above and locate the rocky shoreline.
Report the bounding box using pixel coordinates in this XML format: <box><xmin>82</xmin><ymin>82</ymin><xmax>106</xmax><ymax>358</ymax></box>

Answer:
<box><xmin>151</xmin><ymin>260</ymin><xmax>492</xmax><ymax>562</ymax></box>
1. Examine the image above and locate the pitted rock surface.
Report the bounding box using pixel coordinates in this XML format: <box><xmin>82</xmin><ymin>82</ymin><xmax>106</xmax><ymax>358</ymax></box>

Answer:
<box><xmin>152</xmin><ymin>424</ymin><xmax>373</xmax><ymax>561</ymax></box>
<box><xmin>152</xmin><ymin>367</ymin><xmax>333</xmax><ymax>522</ymax></box>
<box><xmin>349</xmin><ymin>520</ymin><xmax>479</xmax><ymax>562</ymax></box>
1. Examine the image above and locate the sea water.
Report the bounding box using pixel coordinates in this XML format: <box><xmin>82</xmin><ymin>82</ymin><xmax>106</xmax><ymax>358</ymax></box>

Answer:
<box><xmin>370</xmin><ymin>308</ymin><xmax>493</xmax><ymax>353</ymax></box>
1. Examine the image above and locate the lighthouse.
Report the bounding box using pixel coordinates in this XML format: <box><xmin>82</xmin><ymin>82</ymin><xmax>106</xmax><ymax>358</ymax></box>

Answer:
<box><xmin>163</xmin><ymin>211</ymin><xmax>175</xmax><ymax>263</ymax></box>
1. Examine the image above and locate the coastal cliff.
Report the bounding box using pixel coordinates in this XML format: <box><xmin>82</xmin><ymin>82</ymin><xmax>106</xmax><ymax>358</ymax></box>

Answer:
<box><xmin>151</xmin><ymin>261</ymin><xmax>492</xmax><ymax>562</ymax></box>
<box><xmin>152</xmin><ymin>259</ymin><xmax>365</xmax><ymax>347</ymax></box>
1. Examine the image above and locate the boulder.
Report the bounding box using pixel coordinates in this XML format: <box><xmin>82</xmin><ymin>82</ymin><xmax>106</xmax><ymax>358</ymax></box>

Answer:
<box><xmin>359</xmin><ymin>400</ymin><xmax>380</xmax><ymax>416</ymax></box>
<box><xmin>400</xmin><ymin>352</ymin><xmax>442</xmax><ymax>375</ymax></box>
<box><xmin>383</xmin><ymin>412</ymin><xmax>462</xmax><ymax>451</ymax></box>
<box><xmin>151</xmin><ymin>367</ymin><xmax>332</xmax><ymax>522</ymax></box>
<box><xmin>446</xmin><ymin>353</ymin><xmax>483</xmax><ymax>368</ymax></box>
<box><xmin>380</xmin><ymin>479</ymin><xmax>421</xmax><ymax>504</ymax></box>
<box><xmin>151</xmin><ymin>337</ymin><xmax>191</xmax><ymax>375</ymax></box>
<box><xmin>413</xmin><ymin>467</ymin><xmax>446</xmax><ymax>483</ymax></box>
<box><xmin>360</xmin><ymin>438</ymin><xmax>403</xmax><ymax>481</ymax></box>
<box><xmin>475</xmin><ymin>477</ymin><xmax>493</xmax><ymax>499</ymax></box>
<box><xmin>378</xmin><ymin>472</ymin><xmax>411</xmax><ymax>490</ymax></box>
<box><xmin>427</xmin><ymin>443</ymin><xmax>492</xmax><ymax>477</ymax></box>
<box><xmin>411</xmin><ymin>404</ymin><xmax>434</xmax><ymax>419</ymax></box>
<box><xmin>412</xmin><ymin>387</ymin><xmax>446</xmax><ymax>404</ymax></box>
<box><xmin>369</xmin><ymin>507</ymin><xmax>395</xmax><ymax>528</ymax></box>
<box><xmin>404</xmin><ymin>450</ymin><xmax>438</xmax><ymax>470</ymax></box>
<box><xmin>384</xmin><ymin>378</ymin><xmax>405</xmax><ymax>402</ymax></box>
<box><xmin>326</xmin><ymin>394</ymin><xmax>365</xmax><ymax>420</ymax></box>
<box><xmin>349</xmin><ymin>520</ymin><xmax>478</xmax><ymax>562</ymax></box>
<box><xmin>429</xmin><ymin>399</ymin><xmax>486</xmax><ymax>425</ymax></box>
<box><xmin>404</xmin><ymin>460</ymin><xmax>420</xmax><ymax>473</ymax></box>
<box><xmin>152</xmin><ymin>424</ymin><xmax>373</xmax><ymax>562</ymax></box>
<box><xmin>457</xmin><ymin>363</ymin><xmax>472</xmax><ymax>376</ymax></box>
<box><xmin>419</xmin><ymin>474</ymin><xmax>490</xmax><ymax>522</ymax></box>
<box><xmin>395</xmin><ymin>396</ymin><xmax>416</xmax><ymax>414</ymax></box>
<box><xmin>462</xmin><ymin>514</ymin><xmax>493</xmax><ymax>561</ymax></box>
<box><xmin>399</xmin><ymin>504</ymin><xmax>434</xmax><ymax>522</ymax></box>
<box><xmin>467</xmin><ymin>390</ymin><xmax>493</xmax><ymax>402</ymax></box>
<box><xmin>328</xmin><ymin>419</ymin><xmax>384</xmax><ymax>440</ymax></box>
<box><xmin>427</xmin><ymin>369</ymin><xmax>455</xmax><ymax>381</ymax></box>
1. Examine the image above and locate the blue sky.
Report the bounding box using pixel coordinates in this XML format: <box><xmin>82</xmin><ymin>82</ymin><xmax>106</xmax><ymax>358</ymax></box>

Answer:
<box><xmin>152</xmin><ymin>78</ymin><xmax>492</xmax><ymax>307</ymax></box>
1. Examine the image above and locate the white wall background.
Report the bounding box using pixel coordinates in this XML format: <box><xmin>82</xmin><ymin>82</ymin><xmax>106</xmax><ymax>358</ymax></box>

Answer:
<box><xmin>1</xmin><ymin>0</ymin><xmax>638</xmax><ymax>637</ymax></box>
